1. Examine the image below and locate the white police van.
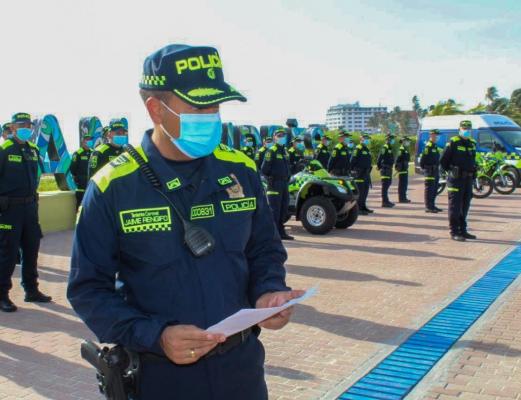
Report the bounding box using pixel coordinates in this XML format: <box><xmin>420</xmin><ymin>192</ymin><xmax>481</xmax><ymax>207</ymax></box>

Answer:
<box><xmin>415</xmin><ymin>114</ymin><xmax>521</xmax><ymax>173</ymax></box>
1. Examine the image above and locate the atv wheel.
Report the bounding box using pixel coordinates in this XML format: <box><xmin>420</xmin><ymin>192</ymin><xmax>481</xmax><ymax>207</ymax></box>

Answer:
<box><xmin>299</xmin><ymin>196</ymin><xmax>337</xmax><ymax>235</ymax></box>
<box><xmin>335</xmin><ymin>204</ymin><xmax>359</xmax><ymax>229</ymax></box>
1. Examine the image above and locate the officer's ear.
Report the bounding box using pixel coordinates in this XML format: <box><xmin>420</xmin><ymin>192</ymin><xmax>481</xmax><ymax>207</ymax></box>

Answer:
<box><xmin>145</xmin><ymin>97</ymin><xmax>164</xmax><ymax>125</ymax></box>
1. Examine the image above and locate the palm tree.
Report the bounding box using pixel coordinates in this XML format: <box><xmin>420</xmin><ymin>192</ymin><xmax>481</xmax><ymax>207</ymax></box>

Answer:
<box><xmin>485</xmin><ymin>86</ymin><xmax>499</xmax><ymax>105</ymax></box>
<box><xmin>427</xmin><ymin>99</ymin><xmax>463</xmax><ymax>116</ymax></box>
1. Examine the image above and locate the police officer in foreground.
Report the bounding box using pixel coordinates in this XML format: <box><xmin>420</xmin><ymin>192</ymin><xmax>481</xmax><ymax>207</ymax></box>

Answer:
<box><xmin>0</xmin><ymin>113</ymin><xmax>52</xmax><ymax>312</ymax></box>
<box><xmin>328</xmin><ymin>130</ymin><xmax>351</xmax><ymax>176</ymax></box>
<box><xmin>255</xmin><ymin>136</ymin><xmax>272</xmax><ymax>169</ymax></box>
<box><xmin>69</xmin><ymin>133</ymin><xmax>95</xmax><ymax>209</ymax></box>
<box><xmin>314</xmin><ymin>134</ymin><xmax>330</xmax><ymax>169</ymax></box>
<box><xmin>420</xmin><ymin>129</ymin><xmax>443</xmax><ymax>213</ymax></box>
<box><xmin>395</xmin><ymin>136</ymin><xmax>411</xmax><ymax>203</ymax></box>
<box><xmin>288</xmin><ymin>137</ymin><xmax>305</xmax><ymax>174</ymax></box>
<box><xmin>262</xmin><ymin>129</ymin><xmax>294</xmax><ymax>240</ymax></box>
<box><xmin>377</xmin><ymin>133</ymin><xmax>396</xmax><ymax>208</ymax></box>
<box><xmin>440</xmin><ymin>120</ymin><xmax>477</xmax><ymax>241</ymax></box>
<box><xmin>68</xmin><ymin>44</ymin><xmax>302</xmax><ymax>399</ymax></box>
<box><xmin>240</xmin><ymin>133</ymin><xmax>256</xmax><ymax>160</ymax></box>
<box><xmin>87</xmin><ymin>120</ymin><xmax>128</xmax><ymax>179</ymax></box>
<box><xmin>351</xmin><ymin>133</ymin><xmax>374</xmax><ymax>215</ymax></box>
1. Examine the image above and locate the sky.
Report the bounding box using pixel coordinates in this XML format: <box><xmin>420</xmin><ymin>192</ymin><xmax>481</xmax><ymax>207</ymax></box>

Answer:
<box><xmin>0</xmin><ymin>0</ymin><xmax>520</xmax><ymax>147</ymax></box>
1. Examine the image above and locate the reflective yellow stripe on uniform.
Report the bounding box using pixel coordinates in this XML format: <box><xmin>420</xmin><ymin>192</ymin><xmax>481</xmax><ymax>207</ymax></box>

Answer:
<box><xmin>447</xmin><ymin>187</ymin><xmax>459</xmax><ymax>192</ymax></box>
<box><xmin>266</xmin><ymin>191</ymin><xmax>279</xmax><ymax>195</ymax></box>
<box><xmin>425</xmin><ymin>177</ymin><xmax>435</xmax><ymax>181</ymax></box>
<box><xmin>214</xmin><ymin>144</ymin><xmax>256</xmax><ymax>171</ymax></box>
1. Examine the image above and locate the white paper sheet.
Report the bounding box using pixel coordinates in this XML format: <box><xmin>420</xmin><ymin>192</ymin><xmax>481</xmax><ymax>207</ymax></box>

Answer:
<box><xmin>206</xmin><ymin>287</ymin><xmax>317</xmax><ymax>337</ymax></box>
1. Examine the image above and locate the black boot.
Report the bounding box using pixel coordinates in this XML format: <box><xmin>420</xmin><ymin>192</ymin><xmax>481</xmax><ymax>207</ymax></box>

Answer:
<box><xmin>451</xmin><ymin>234</ymin><xmax>466</xmax><ymax>242</ymax></box>
<box><xmin>382</xmin><ymin>201</ymin><xmax>395</xmax><ymax>208</ymax></box>
<box><xmin>425</xmin><ymin>208</ymin><xmax>439</xmax><ymax>213</ymax></box>
<box><xmin>0</xmin><ymin>294</ymin><xmax>17</xmax><ymax>312</ymax></box>
<box><xmin>462</xmin><ymin>232</ymin><xmax>477</xmax><ymax>240</ymax></box>
<box><xmin>399</xmin><ymin>199</ymin><xmax>411</xmax><ymax>203</ymax></box>
<box><xmin>434</xmin><ymin>206</ymin><xmax>443</xmax><ymax>212</ymax></box>
<box><xmin>24</xmin><ymin>290</ymin><xmax>52</xmax><ymax>303</ymax></box>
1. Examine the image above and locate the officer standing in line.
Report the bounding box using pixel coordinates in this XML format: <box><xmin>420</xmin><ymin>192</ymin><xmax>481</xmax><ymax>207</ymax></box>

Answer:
<box><xmin>1</xmin><ymin>124</ymin><xmax>11</xmax><ymax>142</ymax></box>
<box><xmin>88</xmin><ymin>120</ymin><xmax>128</xmax><ymax>178</ymax></box>
<box><xmin>262</xmin><ymin>129</ymin><xmax>294</xmax><ymax>240</ymax></box>
<box><xmin>240</xmin><ymin>134</ymin><xmax>256</xmax><ymax>160</ymax></box>
<box><xmin>314</xmin><ymin>134</ymin><xmax>330</xmax><ymax>169</ymax></box>
<box><xmin>255</xmin><ymin>136</ymin><xmax>272</xmax><ymax>169</ymax></box>
<box><xmin>68</xmin><ymin>44</ymin><xmax>302</xmax><ymax>400</ymax></box>
<box><xmin>420</xmin><ymin>129</ymin><xmax>443</xmax><ymax>213</ymax></box>
<box><xmin>328</xmin><ymin>130</ymin><xmax>351</xmax><ymax>176</ymax></box>
<box><xmin>440</xmin><ymin>120</ymin><xmax>478</xmax><ymax>242</ymax></box>
<box><xmin>0</xmin><ymin>113</ymin><xmax>52</xmax><ymax>312</ymax></box>
<box><xmin>395</xmin><ymin>136</ymin><xmax>411</xmax><ymax>203</ymax></box>
<box><xmin>69</xmin><ymin>133</ymin><xmax>95</xmax><ymax>209</ymax></box>
<box><xmin>377</xmin><ymin>133</ymin><xmax>396</xmax><ymax>208</ymax></box>
<box><xmin>351</xmin><ymin>133</ymin><xmax>374</xmax><ymax>215</ymax></box>
<box><xmin>287</xmin><ymin>137</ymin><xmax>305</xmax><ymax>175</ymax></box>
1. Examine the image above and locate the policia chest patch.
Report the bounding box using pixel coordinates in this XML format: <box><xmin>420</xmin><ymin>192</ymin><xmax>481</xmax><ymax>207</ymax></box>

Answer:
<box><xmin>119</xmin><ymin>207</ymin><xmax>172</xmax><ymax>233</ymax></box>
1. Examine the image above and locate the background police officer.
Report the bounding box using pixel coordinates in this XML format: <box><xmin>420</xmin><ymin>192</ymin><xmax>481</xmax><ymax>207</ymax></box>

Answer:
<box><xmin>241</xmin><ymin>133</ymin><xmax>256</xmax><ymax>160</ymax></box>
<box><xmin>351</xmin><ymin>133</ymin><xmax>373</xmax><ymax>215</ymax></box>
<box><xmin>395</xmin><ymin>136</ymin><xmax>411</xmax><ymax>203</ymax></box>
<box><xmin>420</xmin><ymin>129</ymin><xmax>443</xmax><ymax>213</ymax></box>
<box><xmin>69</xmin><ymin>133</ymin><xmax>94</xmax><ymax>209</ymax></box>
<box><xmin>440</xmin><ymin>120</ymin><xmax>478</xmax><ymax>241</ymax></box>
<box><xmin>1</xmin><ymin>123</ymin><xmax>12</xmax><ymax>142</ymax></box>
<box><xmin>0</xmin><ymin>113</ymin><xmax>52</xmax><ymax>312</ymax></box>
<box><xmin>255</xmin><ymin>136</ymin><xmax>272</xmax><ymax>169</ymax></box>
<box><xmin>68</xmin><ymin>44</ymin><xmax>302</xmax><ymax>400</ymax></box>
<box><xmin>262</xmin><ymin>129</ymin><xmax>294</xmax><ymax>240</ymax></box>
<box><xmin>328</xmin><ymin>130</ymin><xmax>351</xmax><ymax>176</ymax></box>
<box><xmin>87</xmin><ymin>120</ymin><xmax>128</xmax><ymax>178</ymax></box>
<box><xmin>288</xmin><ymin>137</ymin><xmax>305</xmax><ymax>174</ymax></box>
<box><xmin>377</xmin><ymin>133</ymin><xmax>396</xmax><ymax>208</ymax></box>
<box><xmin>314</xmin><ymin>134</ymin><xmax>330</xmax><ymax>169</ymax></box>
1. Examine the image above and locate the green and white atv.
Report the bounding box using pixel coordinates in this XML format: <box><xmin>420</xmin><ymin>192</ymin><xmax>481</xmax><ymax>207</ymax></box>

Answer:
<box><xmin>286</xmin><ymin>161</ymin><xmax>359</xmax><ymax>235</ymax></box>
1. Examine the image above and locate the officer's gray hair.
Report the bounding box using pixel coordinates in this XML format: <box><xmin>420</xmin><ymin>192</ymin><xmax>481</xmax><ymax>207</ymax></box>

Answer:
<box><xmin>139</xmin><ymin>89</ymin><xmax>172</xmax><ymax>104</ymax></box>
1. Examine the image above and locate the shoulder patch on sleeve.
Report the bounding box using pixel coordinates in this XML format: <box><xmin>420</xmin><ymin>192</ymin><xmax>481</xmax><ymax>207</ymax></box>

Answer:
<box><xmin>92</xmin><ymin>147</ymin><xmax>145</xmax><ymax>193</ymax></box>
<box><xmin>214</xmin><ymin>145</ymin><xmax>257</xmax><ymax>171</ymax></box>
<box><xmin>1</xmin><ymin>139</ymin><xmax>14</xmax><ymax>150</ymax></box>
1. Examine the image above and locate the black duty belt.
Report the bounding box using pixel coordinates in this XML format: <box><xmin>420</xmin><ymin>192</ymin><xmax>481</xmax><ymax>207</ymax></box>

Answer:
<box><xmin>8</xmin><ymin>195</ymin><xmax>38</xmax><ymax>205</ymax></box>
<box><xmin>140</xmin><ymin>327</ymin><xmax>252</xmax><ymax>363</ymax></box>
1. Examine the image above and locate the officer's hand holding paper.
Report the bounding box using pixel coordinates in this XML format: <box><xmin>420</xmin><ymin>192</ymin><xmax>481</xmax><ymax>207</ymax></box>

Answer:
<box><xmin>207</xmin><ymin>287</ymin><xmax>317</xmax><ymax>336</ymax></box>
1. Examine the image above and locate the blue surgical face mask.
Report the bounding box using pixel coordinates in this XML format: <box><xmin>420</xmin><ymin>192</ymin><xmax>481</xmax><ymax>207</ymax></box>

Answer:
<box><xmin>460</xmin><ymin>129</ymin><xmax>472</xmax><ymax>138</ymax></box>
<box><xmin>296</xmin><ymin>143</ymin><xmax>305</xmax><ymax>151</ymax></box>
<box><xmin>16</xmin><ymin>127</ymin><xmax>32</xmax><ymax>142</ymax></box>
<box><xmin>266</xmin><ymin>142</ymin><xmax>274</xmax><ymax>149</ymax></box>
<box><xmin>404</xmin><ymin>141</ymin><xmax>410</xmax><ymax>147</ymax></box>
<box><xmin>347</xmin><ymin>141</ymin><xmax>354</xmax><ymax>148</ymax></box>
<box><xmin>390</xmin><ymin>139</ymin><xmax>395</xmax><ymax>145</ymax></box>
<box><xmin>275</xmin><ymin>136</ymin><xmax>287</xmax><ymax>146</ymax></box>
<box><xmin>245</xmin><ymin>141</ymin><xmax>254</xmax><ymax>148</ymax></box>
<box><xmin>161</xmin><ymin>101</ymin><xmax>222</xmax><ymax>159</ymax></box>
<box><xmin>85</xmin><ymin>139</ymin><xmax>94</xmax><ymax>149</ymax></box>
<box><xmin>363</xmin><ymin>139</ymin><xmax>370</xmax><ymax>146</ymax></box>
<box><xmin>112</xmin><ymin>135</ymin><xmax>128</xmax><ymax>146</ymax></box>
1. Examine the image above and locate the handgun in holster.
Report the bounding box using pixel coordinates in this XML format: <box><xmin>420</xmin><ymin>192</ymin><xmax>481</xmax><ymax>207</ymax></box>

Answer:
<box><xmin>81</xmin><ymin>340</ymin><xmax>140</xmax><ymax>400</ymax></box>
<box><xmin>450</xmin><ymin>166</ymin><xmax>461</xmax><ymax>179</ymax></box>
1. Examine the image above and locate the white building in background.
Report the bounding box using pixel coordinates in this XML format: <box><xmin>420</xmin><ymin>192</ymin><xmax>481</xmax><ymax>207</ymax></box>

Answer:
<box><xmin>326</xmin><ymin>102</ymin><xmax>387</xmax><ymax>133</ymax></box>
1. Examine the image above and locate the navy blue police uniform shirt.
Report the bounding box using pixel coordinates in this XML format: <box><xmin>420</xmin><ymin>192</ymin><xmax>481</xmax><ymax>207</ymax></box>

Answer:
<box><xmin>261</xmin><ymin>144</ymin><xmax>290</xmax><ymax>179</ymax></box>
<box><xmin>350</xmin><ymin>144</ymin><xmax>372</xmax><ymax>172</ymax></box>
<box><xmin>440</xmin><ymin>136</ymin><xmax>477</xmax><ymax>173</ymax></box>
<box><xmin>0</xmin><ymin>139</ymin><xmax>41</xmax><ymax>196</ymax></box>
<box><xmin>68</xmin><ymin>131</ymin><xmax>289</xmax><ymax>354</ymax></box>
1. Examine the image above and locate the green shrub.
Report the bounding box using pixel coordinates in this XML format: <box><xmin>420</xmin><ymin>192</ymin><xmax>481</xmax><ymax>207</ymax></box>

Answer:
<box><xmin>38</xmin><ymin>175</ymin><xmax>60</xmax><ymax>192</ymax></box>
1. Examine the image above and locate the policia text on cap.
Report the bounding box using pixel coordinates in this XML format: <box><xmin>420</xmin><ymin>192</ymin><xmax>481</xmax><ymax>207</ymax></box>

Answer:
<box><xmin>67</xmin><ymin>44</ymin><xmax>304</xmax><ymax>400</ymax></box>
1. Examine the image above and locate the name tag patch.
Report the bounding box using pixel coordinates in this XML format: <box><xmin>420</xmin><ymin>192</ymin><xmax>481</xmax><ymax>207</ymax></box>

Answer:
<box><xmin>221</xmin><ymin>197</ymin><xmax>256</xmax><ymax>213</ymax></box>
<box><xmin>190</xmin><ymin>204</ymin><xmax>215</xmax><ymax>220</ymax></box>
<box><xmin>8</xmin><ymin>155</ymin><xmax>22</xmax><ymax>163</ymax></box>
<box><xmin>119</xmin><ymin>207</ymin><xmax>172</xmax><ymax>233</ymax></box>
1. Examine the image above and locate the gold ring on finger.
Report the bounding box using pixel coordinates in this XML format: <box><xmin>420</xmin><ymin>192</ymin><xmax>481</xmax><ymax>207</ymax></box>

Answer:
<box><xmin>190</xmin><ymin>349</ymin><xmax>196</xmax><ymax>358</ymax></box>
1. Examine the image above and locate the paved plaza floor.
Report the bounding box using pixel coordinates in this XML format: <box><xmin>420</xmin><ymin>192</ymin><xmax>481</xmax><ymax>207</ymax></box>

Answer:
<box><xmin>0</xmin><ymin>177</ymin><xmax>520</xmax><ymax>399</ymax></box>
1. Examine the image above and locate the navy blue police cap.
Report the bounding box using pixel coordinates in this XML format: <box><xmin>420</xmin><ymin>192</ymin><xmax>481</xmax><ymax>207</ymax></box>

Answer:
<box><xmin>12</xmin><ymin>112</ymin><xmax>31</xmax><ymax>124</ymax></box>
<box><xmin>110</xmin><ymin>120</ymin><xmax>127</xmax><ymax>132</ymax></box>
<box><xmin>139</xmin><ymin>44</ymin><xmax>246</xmax><ymax>108</ymax></box>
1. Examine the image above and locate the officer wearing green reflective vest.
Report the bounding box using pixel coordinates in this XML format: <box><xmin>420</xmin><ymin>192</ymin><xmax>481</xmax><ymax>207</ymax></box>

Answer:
<box><xmin>288</xmin><ymin>137</ymin><xmax>305</xmax><ymax>174</ymax></box>
<box><xmin>420</xmin><ymin>129</ymin><xmax>443</xmax><ymax>213</ymax></box>
<box><xmin>0</xmin><ymin>113</ymin><xmax>52</xmax><ymax>313</ymax></box>
<box><xmin>67</xmin><ymin>44</ymin><xmax>302</xmax><ymax>400</ymax></box>
<box><xmin>1</xmin><ymin>123</ymin><xmax>12</xmax><ymax>142</ymax></box>
<box><xmin>262</xmin><ymin>128</ymin><xmax>293</xmax><ymax>240</ymax></box>
<box><xmin>241</xmin><ymin>133</ymin><xmax>256</xmax><ymax>160</ymax></box>
<box><xmin>395</xmin><ymin>136</ymin><xmax>411</xmax><ymax>203</ymax></box>
<box><xmin>87</xmin><ymin>120</ymin><xmax>128</xmax><ymax>179</ymax></box>
<box><xmin>328</xmin><ymin>130</ymin><xmax>352</xmax><ymax>176</ymax></box>
<box><xmin>314</xmin><ymin>134</ymin><xmax>330</xmax><ymax>169</ymax></box>
<box><xmin>255</xmin><ymin>136</ymin><xmax>272</xmax><ymax>170</ymax></box>
<box><xmin>350</xmin><ymin>133</ymin><xmax>373</xmax><ymax>214</ymax></box>
<box><xmin>69</xmin><ymin>133</ymin><xmax>95</xmax><ymax>209</ymax></box>
<box><xmin>377</xmin><ymin>133</ymin><xmax>396</xmax><ymax>208</ymax></box>
<box><xmin>440</xmin><ymin>120</ymin><xmax>478</xmax><ymax>242</ymax></box>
